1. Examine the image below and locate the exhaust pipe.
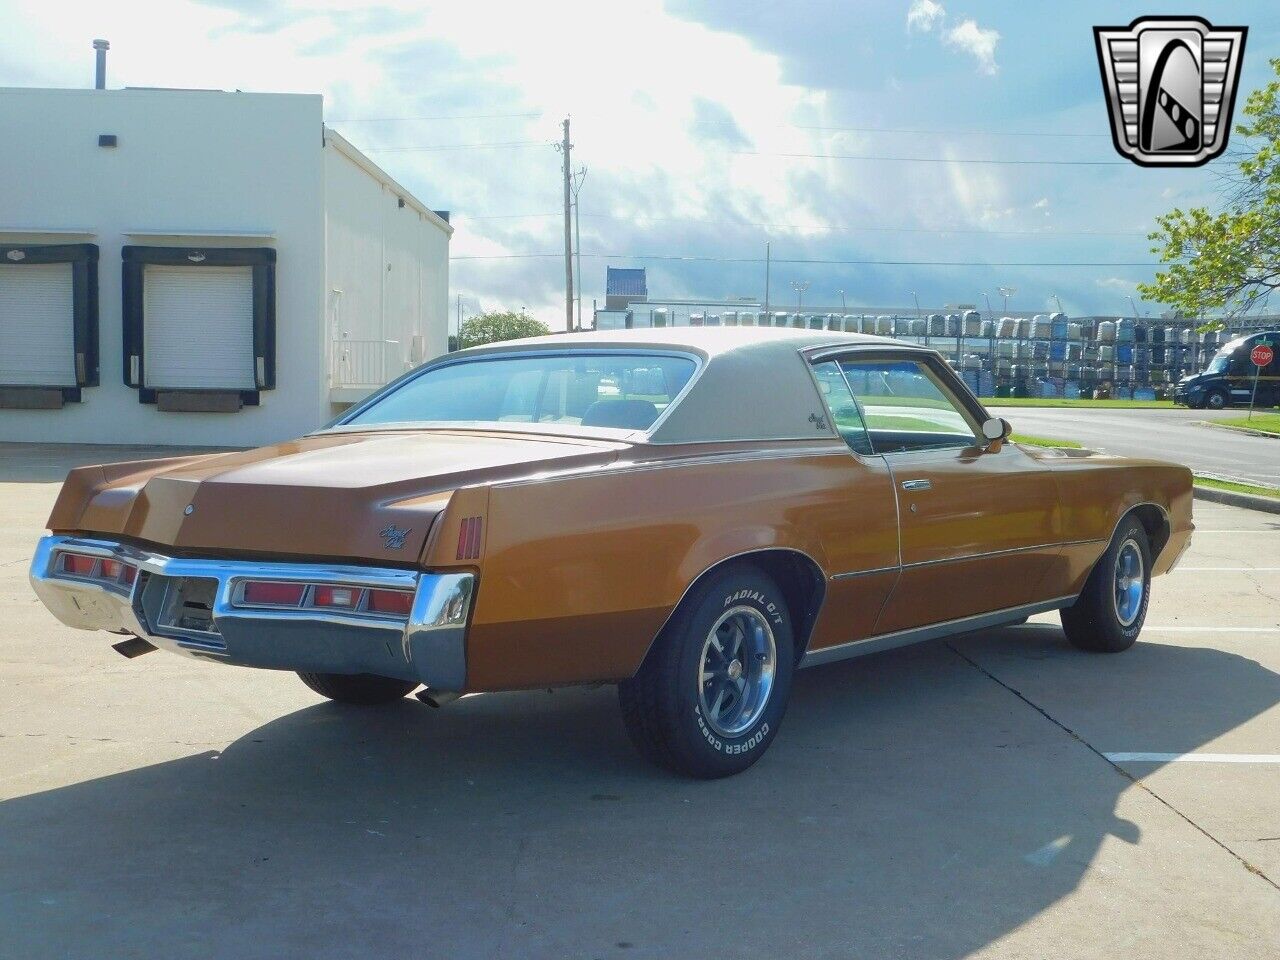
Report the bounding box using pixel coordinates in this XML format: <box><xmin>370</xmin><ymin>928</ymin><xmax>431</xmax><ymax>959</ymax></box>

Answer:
<box><xmin>112</xmin><ymin>636</ymin><xmax>157</xmax><ymax>659</ymax></box>
<box><xmin>415</xmin><ymin>689</ymin><xmax>462</xmax><ymax>709</ymax></box>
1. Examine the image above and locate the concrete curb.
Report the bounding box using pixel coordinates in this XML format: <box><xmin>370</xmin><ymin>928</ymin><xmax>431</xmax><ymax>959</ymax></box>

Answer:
<box><xmin>1193</xmin><ymin>484</ymin><xmax>1280</xmax><ymax>515</ymax></box>
<box><xmin>1197</xmin><ymin>420</ymin><xmax>1280</xmax><ymax>440</ymax></box>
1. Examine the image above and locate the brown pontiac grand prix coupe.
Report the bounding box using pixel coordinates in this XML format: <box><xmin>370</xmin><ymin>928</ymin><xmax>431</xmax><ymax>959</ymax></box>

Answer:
<box><xmin>32</xmin><ymin>328</ymin><xmax>1193</xmax><ymax>777</ymax></box>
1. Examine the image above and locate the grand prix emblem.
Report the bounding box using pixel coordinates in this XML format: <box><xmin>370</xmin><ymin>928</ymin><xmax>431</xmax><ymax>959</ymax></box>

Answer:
<box><xmin>1094</xmin><ymin>17</ymin><xmax>1247</xmax><ymax>167</ymax></box>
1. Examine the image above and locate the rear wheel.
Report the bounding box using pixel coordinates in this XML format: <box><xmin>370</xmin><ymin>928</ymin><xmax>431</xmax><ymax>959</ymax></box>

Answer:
<box><xmin>298</xmin><ymin>672</ymin><xmax>418</xmax><ymax>705</ymax></box>
<box><xmin>619</xmin><ymin>565</ymin><xmax>794</xmax><ymax>778</ymax></box>
<box><xmin>1060</xmin><ymin>517</ymin><xmax>1150</xmax><ymax>653</ymax></box>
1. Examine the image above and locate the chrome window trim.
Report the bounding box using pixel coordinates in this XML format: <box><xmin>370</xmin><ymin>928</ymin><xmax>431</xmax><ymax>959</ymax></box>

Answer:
<box><xmin>324</xmin><ymin>347</ymin><xmax>707</xmax><ymax>444</ymax></box>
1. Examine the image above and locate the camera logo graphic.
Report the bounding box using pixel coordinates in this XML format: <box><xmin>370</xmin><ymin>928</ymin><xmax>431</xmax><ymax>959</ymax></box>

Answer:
<box><xmin>1094</xmin><ymin>17</ymin><xmax>1247</xmax><ymax>167</ymax></box>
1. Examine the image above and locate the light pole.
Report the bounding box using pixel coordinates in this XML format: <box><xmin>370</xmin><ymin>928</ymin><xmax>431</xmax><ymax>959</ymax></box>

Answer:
<box><xmin>791</xmin><ymin>279</ymin><xmax>809</xmax><ymax>312</ymax></box>
<box><xmin>837</xmin><ymin>288</ymin><xmax>847</xmax><ymax>312</ymax></box>
<box><xmin>998</xmin><ymin>285</ymin><xmax>1016</xmax><ymax>314</ymax></box>
<box><xmin>1126</xmin><ymin>295</ymin><xmax>1140</xmax><ymax>319</ymax></box>
<box><xmin>1052</xmin><ymin>293</ymin><xmax>1064</xmax><ymax>314</ymax></box>
<box><xmin>982</xmin><ymin>292</ymin><xmax>993</xmax><ymax>314</ymax></box>
<box><xmin>911</xmin><ymin>291</ymin><xmax>922</xmax><ymax>318</ymax></box>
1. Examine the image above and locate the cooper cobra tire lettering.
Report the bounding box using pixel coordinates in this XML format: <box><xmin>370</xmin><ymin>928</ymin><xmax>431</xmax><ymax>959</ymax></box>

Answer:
<box><xmin>619</xmin><ymin>563</ymin><xmax>795</xmax><ymax>778</ymax></box>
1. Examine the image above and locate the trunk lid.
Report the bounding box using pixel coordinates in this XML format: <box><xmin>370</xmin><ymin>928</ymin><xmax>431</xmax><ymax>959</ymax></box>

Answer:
<box><xmin>60</xmin><ymin>430</ymin><xmax>624</xmax><ymax>564</ymax></box>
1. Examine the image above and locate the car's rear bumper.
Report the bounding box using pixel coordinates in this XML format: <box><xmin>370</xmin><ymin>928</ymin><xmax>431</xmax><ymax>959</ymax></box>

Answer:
<box><xmin>29</xmin><ymin>535</ymin><xmax>474</xmax><ymax>692</ymax></box>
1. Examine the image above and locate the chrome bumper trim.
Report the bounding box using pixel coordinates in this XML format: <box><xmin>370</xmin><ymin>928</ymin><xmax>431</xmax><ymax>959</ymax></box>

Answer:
<box><xmin>30</xmin><ymin>535</ymin><xmax>474</xmax><ymax>692</ymax></box>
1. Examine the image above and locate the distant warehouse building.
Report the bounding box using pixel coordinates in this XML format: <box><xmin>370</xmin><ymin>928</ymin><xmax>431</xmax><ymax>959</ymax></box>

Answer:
<box><xmin>0</xmin><ymin>85</ymin><xmax>451</xmax><ymax>447</ymax></box>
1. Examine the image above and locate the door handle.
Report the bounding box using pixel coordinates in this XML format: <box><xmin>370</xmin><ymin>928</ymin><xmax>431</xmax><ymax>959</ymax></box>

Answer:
<box><xmin>901</xmin><ymin>479</ymin><xmax>932</xmax><ymax>491</ymax></box>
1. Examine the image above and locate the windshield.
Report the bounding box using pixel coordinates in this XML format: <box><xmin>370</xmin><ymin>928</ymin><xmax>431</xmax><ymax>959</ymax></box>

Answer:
<box><xmin>344</xmin><ymin>353</ymin><xmax>698</xmax><ymax>433</ymax></box>
<box><xmin>1204</xmin><ymin>353</ymin><xmax>1231</xmax><ymax>375</ymax></box>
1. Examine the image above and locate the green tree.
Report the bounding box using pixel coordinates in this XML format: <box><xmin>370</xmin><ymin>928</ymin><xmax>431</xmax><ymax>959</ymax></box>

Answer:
<box><xmin>457</xmin><ymin>310</ymin><xmax>551</xmax><ymax>349</ymax></box>
<box><xmin>1140</xmin><ymin>58</ymin><xmax>1280</xmax><ymax>319</ymax></box>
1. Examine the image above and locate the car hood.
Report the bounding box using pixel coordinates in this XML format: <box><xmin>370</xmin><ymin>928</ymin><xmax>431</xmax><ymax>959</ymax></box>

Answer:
<box><xmin>48</xmin><ymin>430</ymin><xmax>625</xmax><ymax>564</ymax></box>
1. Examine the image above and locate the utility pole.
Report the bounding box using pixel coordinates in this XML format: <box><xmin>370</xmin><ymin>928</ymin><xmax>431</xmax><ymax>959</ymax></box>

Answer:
<box><xmin>571</xmin><ymin>166</ymin><xmax>587</xmax><ymax>332</ymax></box>
<box><xmin>763</xmin><ymin>241</ymin><xmax>772</xmax><ymax>317</ymax></box>
<box><xmin>455</xmin><ymin>293</ymin><xmax>464</xmax><ymax>349</ymax></box>
<box><xmin>558</xmin><ymin>117</ymin><xmax>574</xmax><ymax>333</ymax></box>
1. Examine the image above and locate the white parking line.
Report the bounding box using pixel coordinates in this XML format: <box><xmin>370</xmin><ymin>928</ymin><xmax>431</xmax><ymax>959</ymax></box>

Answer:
<box><xmin>1145</xmin><ymin>626</ymin><xmax>1280</xmax><ymax>633</ymax></box>
<box><xmin>1173</xmin><ymin>567</ymin><xmax>1280</xmax><ymax>572</ymax></box>
<box><xmin>1105</xmin><ymin>753</ymin><xmax>1280</xmax><ymax>764</ymax></box>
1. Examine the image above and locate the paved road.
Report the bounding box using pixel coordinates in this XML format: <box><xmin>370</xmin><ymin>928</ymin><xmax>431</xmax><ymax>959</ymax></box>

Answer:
<box><xmin>998</xmin><ymin>406</ymin><xmax>1280</xmax><ymax>485</ymax></box>
<box><xmin>3</xmin><ymin>448</ymin><xmax>1280</xmax><ymax>958</ymax></box>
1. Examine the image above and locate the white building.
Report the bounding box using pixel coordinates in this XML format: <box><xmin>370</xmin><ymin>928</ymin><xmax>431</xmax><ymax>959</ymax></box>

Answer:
<box><xmin>0</xmin><ymin>86</ymin><xmax>452</xmax><ymax>447</ymax></box>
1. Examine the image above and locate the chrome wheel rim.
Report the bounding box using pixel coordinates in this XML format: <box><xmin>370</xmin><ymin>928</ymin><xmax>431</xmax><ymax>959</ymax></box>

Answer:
<box><xmin>1113</xmin><ymin>539</ymin><xmax>1145</xmax><ymax>628</ymax></box>
<box><xmin>1207</xmin><ymin>392</ymin><xmax>1225</xmax><ymax>409</ymax></box>
<box><xmin>698</xmin><ymin>606</ymin><xmax>776</xmax><ymax>738</ymax></box>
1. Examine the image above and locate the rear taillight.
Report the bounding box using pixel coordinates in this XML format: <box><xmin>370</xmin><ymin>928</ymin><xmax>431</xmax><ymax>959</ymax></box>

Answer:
<box><xmin>312</xmin><ymin>585</ymin><xmax>361</xmax><ymax>609</ymax></box>
<box><xmin>236</xmin><ymin>580</ymin><xmax>413</xmax><ymax>620</ymax></box>
<box><xmin>456</xmin><ymin>516</ymin><xmax>483</xmax><ymax>561</ymax></box>
<box><xmin>56</xmin><ymin>551</ymin><xmax>138</xmax><ymax>592</ymax></box>
<box><xmin>61</xmin><ymin>553</ymin><xmax>98</xmax><ymax>576</ymax></box>
<box><xmin>367</xmin><ymin>588</ymin><xmax>414</xmax><ymax>616</ymax></box>
<box><xmin>241</xmin><ymin>581</ymin><xmax>306</xmax><ymax>606</ymax></box>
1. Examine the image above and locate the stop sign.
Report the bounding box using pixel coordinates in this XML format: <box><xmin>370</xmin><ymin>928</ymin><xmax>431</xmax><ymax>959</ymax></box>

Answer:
<box><xmin>1252</xmin><ymin>344</ymin><xmax>1275</xmax><ymax>368</ymax></box>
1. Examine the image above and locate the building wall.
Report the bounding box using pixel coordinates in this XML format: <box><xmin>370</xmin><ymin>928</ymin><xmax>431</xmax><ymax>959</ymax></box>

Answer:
<box><xmin>0</xmin><ymin>87</ymin><xmax>328</xmax><ymax>447</ymax></box>
<box><xmin>323</xmin><ymin>138</ymin><xmax>451</xmax><ymax>407</ymax></box>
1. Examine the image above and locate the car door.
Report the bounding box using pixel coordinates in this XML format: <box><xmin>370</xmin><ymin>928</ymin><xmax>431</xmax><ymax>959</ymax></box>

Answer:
<box><xmin>835</xmin><ymin>351</ymin><xmax>1063</xmax><ymax>635</ymax></box>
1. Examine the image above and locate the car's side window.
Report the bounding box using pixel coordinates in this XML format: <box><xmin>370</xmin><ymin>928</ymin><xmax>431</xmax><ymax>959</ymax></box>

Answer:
<box><xmin>810</xmin><ymin>360</ymin><xmax>874</xmax><ymax>455</ymax></box>
<box><xmin>838</xmin><ymin>358</ymin><xmax>981</xmax><ymax>454</ymax></box>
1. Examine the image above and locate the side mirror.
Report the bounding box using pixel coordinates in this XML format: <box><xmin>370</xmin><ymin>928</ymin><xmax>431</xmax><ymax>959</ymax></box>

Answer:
<box><xmin>981</xmin><ymin>418</ymin><xmax>1006</xmax><ymax>441</ymax></box>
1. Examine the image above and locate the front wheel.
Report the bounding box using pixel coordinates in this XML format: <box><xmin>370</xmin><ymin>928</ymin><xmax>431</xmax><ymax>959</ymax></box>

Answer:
<box><xmin>298</xmin><ymin>672</ymin><xmax>418</xmax><ymax>705</ymax></box>
<box><xmin>619</xmin><ymin>565</ymin><xmax>794</xmax><ymax>778</ymax></box>
<box><xmin>1204</xmin><ymin>388</ymin><xmax>1228</xmax><ymax>410</ymax></box>
<box><xmin>1060</xmin><ymin>517</ymin><xmax>1151</xmax><ymax>653</ymax></box>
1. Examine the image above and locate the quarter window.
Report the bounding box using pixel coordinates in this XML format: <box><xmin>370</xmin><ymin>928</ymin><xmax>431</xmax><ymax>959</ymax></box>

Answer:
<box><xmin>810</xmin><ymin>361</ymin><xmax>873</xmax><ymax>455</ymax></box>
<box><xmin>838</xmin><ymin>358</ymin><xmax>981</xmax><ymax>453</ymax></box>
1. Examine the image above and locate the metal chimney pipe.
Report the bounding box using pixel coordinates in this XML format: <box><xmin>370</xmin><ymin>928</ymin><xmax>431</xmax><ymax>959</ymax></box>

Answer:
<box><xmin>93</xmin><ymin>39</ymin><xmax>109</xmax><ymax>89</ymax></box>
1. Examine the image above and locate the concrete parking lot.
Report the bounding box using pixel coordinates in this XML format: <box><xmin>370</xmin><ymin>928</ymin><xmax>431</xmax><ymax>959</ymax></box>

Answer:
<box><xmin>2</xmin><ymin>446</ymin><xmax>1279</xmax><ymax>958</ymax></box>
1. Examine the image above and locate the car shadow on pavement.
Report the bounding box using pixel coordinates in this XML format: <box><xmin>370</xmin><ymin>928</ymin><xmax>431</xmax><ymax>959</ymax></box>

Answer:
<box><xmin>1</xmin><ymin>630</ymin><xmax>1277</xmax><ymax>959</ymax></box>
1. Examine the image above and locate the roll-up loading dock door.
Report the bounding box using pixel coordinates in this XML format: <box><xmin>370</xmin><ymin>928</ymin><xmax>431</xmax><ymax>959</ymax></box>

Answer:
<box><xmin>142</xmin><ymin>265</ymin><xmax>255</xmax><ymax>390</ymax></box>
<box><xmin>0</xmin><ymin>243</ymin><xmax>98</xmax><ymax>407</ymax></box>
<box><xmin>0</xmin><ymin>262</ymin><xmax>76</xmax><ymax>387</ymax></box>
<box><xmin>121</xmin><ymin>246</ymin><xmax>276</xmax><ymax>408</ymax></box>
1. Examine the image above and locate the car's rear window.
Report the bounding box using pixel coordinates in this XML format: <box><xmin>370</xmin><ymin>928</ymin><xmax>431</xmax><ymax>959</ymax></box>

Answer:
<box><xmin>345</xmin><ymin>353</ymin><xmax>698</xmax><ymax>432</ymax></box>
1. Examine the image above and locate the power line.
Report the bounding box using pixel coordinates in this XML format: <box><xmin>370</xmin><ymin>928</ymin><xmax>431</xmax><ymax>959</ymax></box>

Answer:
<box><xmin>329</xmin><ymin>108</ymin><xmax>1109</xmax><ymax>140</ymax></box>
<box><xmin>451</xmin><ymin>252</ymin><xmax>1159</xmax><ymax>267</ymax></box>
<box><xmin>361</xmin><ymin>140</ymin><xmax>547</xmax><ymax>153</ymax></box>
<box><xmin>731</xmin><ymin>150</ymin><xmax>1131</xmax><ymax>166</ymax></box>
<box><xmin>328</xmin><ymin>111</ymin><xmax>542</xmax><ymax>123</ymax></box>
<box><xmin>454</xmin><ymin>211</ymin><xmax>1149</xmax><ymax>238</ymax></box>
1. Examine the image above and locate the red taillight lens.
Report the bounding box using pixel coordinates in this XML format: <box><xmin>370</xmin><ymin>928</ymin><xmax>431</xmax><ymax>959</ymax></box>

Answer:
<box><xmin>120</xmin><ymin>565</ymin><xmax>138</xmax><ymax>586</ymax></box>
<box><xmin>100</xmin><ymin>559</ymin><xmax>123</xmax><ymax>580</ymax></box>
<box><xmin>242</xmin><ymin>581</ymin><xmax>306</xmax><ymax>606</ymax></box>
<box><xmin>367</xmin><ymin>588</ymin><xmax>413</xmax><ymax>616</ymax></box>
<box><xmin>312</xmin><ymin>585</ymin><xmax>361</xmax><ymax>609</ymax></box>
<box><xmin>61</xmin><ymin>553</ymin><xmax>98</xmax><ymax>576</ymax></box>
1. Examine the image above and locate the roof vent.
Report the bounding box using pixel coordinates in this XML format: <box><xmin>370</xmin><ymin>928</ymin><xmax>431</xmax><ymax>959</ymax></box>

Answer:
<box><xmin>93</xmin><ymin>39</ymin><xmax>109</xmax><ymax>90</ymax></box>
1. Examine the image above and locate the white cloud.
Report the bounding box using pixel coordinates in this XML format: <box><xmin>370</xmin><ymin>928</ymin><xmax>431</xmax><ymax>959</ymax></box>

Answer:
<box><xmin>906</xmin><ymin>0</ymin><xmax>945</xmax><ymax>33</ymax></box>
<box><xmin>944</xmin><ymin>19</ymin><xmax>1001</xmax><ymax>75</ymax></box>
<box><xmin>1097</xmin><ymin>277</ymin><xmax>1138</xmax><ymax>292</ymax></box>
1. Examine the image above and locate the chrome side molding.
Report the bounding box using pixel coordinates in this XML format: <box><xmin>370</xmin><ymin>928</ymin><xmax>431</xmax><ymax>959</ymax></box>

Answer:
<box><xmin>800</xmin><ymin>596</ymin><xmax>1076</xmax><ymax>669</ymax></box>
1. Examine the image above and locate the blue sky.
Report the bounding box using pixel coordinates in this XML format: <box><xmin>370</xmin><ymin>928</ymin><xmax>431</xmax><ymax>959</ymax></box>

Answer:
<box><xmin>3</xmin><ymin>0</ymin><xmax>1279</xmax><ymax>328</ymax></box>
